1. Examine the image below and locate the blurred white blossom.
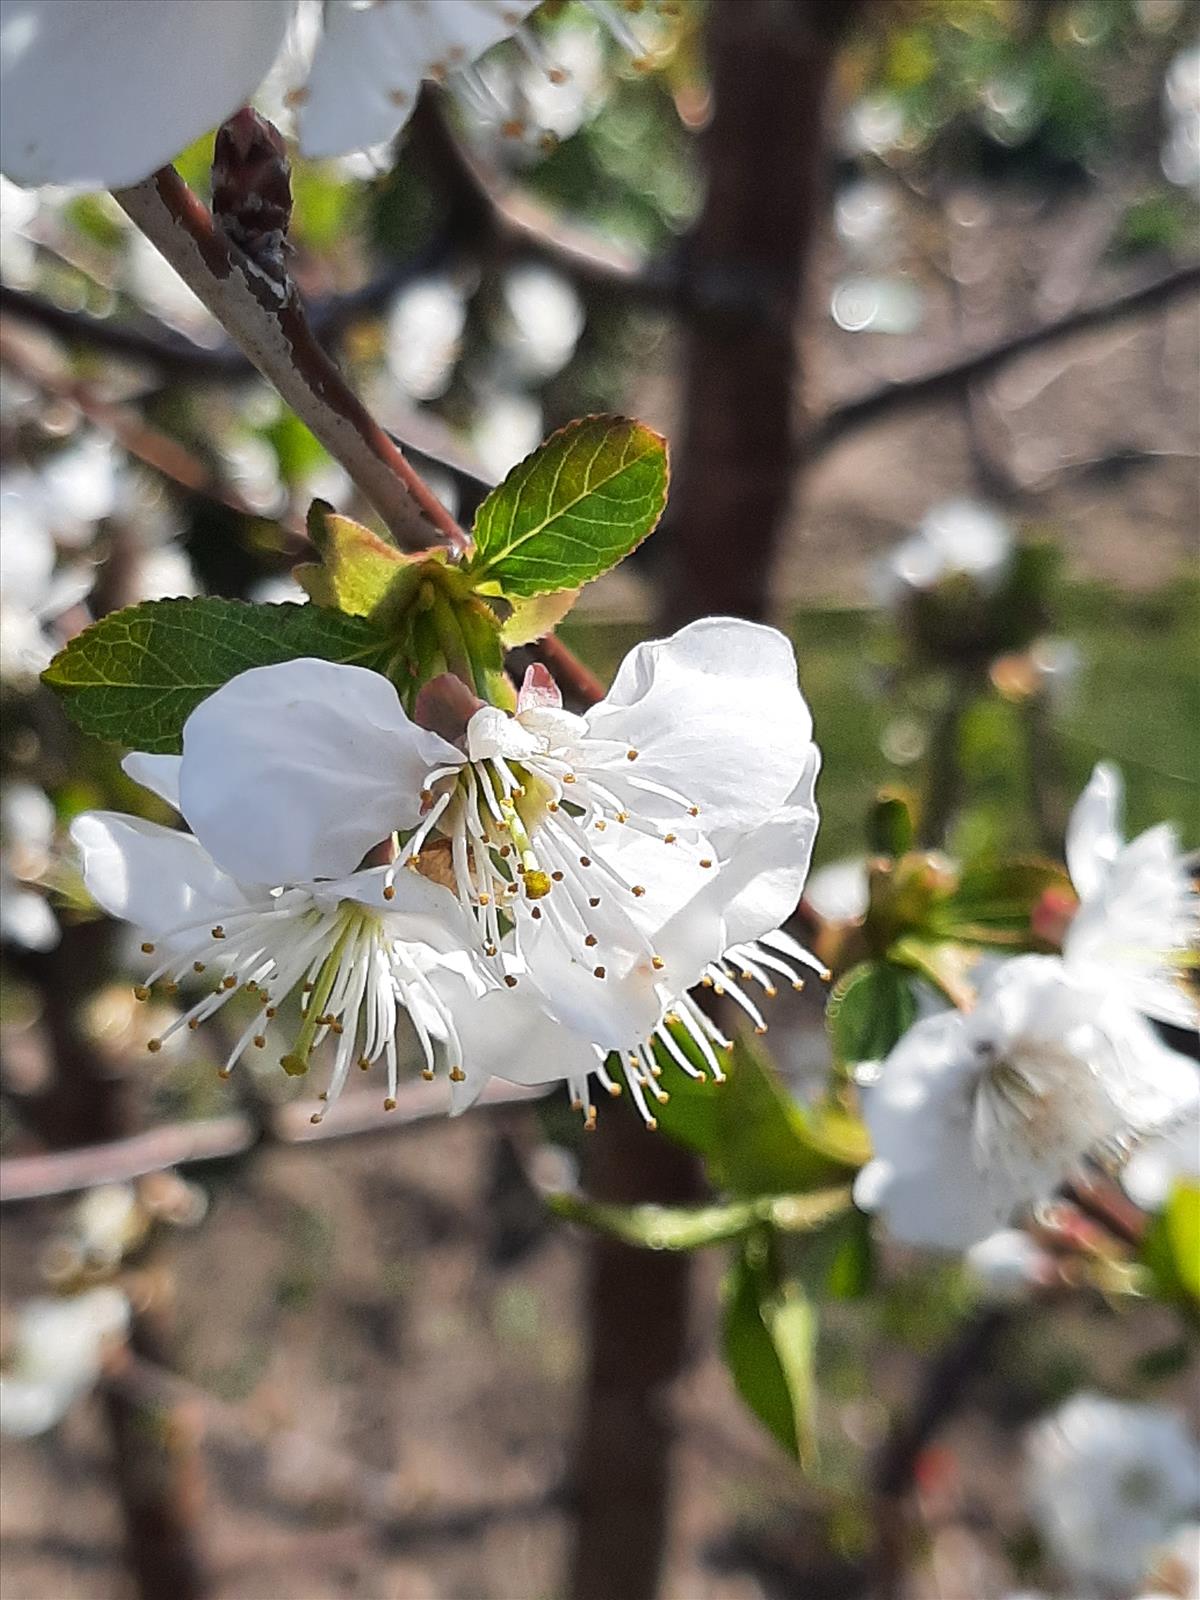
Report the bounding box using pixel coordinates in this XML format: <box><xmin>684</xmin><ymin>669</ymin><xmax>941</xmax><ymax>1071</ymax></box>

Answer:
<box><xmin>499</xmin><ymin>263</ymin><xmax>585</xmax><ymax>381</ymax></box>
<box><xmin>0</xmin><ymin>1287</ymin><xmax>130</xmax><ymax>1437</ymax></box>
<box><xmin>0</xmin><ymin>474</ymin><xmax>93</xmax><ymax>680</ymax></box>
<box><xmin>872</xmin><ymin>499</ymin><xmax>1014</xmax><ymax>609</ymax></box>
<box><xmin>1025</xmin><ymin>1394</ymin><xmax>1200</xmax><ymax>1593</ymax></box>
<box><xmin>387</xmin><ymin>277</ymin><xmax>467</xmax><ymax>402</ymax></box>
<box><xmin>0</xmin><ymin>780</ymin><xmax>58</xmax><ymax>950</ymax></box>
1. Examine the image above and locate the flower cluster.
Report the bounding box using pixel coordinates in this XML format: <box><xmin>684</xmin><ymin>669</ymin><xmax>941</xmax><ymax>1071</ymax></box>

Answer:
<box><xmin>72</xmin><ymin>619</ymin><xmax>823</xmax><ymax>1123</ymax></box>
<box><xmin>854</xmin><ymin>763</ymin><xmax>1199</xmax><ymax>1250</ymax></box>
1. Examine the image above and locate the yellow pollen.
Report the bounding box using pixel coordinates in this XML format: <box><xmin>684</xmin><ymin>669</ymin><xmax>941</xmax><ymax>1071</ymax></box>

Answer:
<box><xmin>147</xmin><ymin>1038</ymin><xmax>162</xmax><ymax>1053</ymax></box>
<box><xmin>663</xmin><ymin>833</ymin><xmax>676</xmax><ymax>844</ymax></box>
<box><xmin>140</xmin><ymin>941</ymin><xmax>155</xmax><ymax>954</ymax></box>
<box><xmin>584</xmin><ymin>1110</ymin><xmax>597</xmax><ymax>1131</ymax></box>
<box><xmin>548</xmin><ymin>802</ymin><xmax>559</xmax><ymax>813</ymax></box>
<box><xmin>563</xmin><ymin>773</ymin><xmax>576</xmax><ymax>783</ymax></box>
<box><xmin>222</xmin><ymin>975</ymin><xmax>237</xmax><ymax>990</ymax></box>
<box><xmin>792</xmin><ymin>980</ymin><xmax>805</xmax><ymax>992</ymax></box>
<box><xmin>700</xmin><ymin>858</ymin><xmax>713</xmax><ymax>869</ymax></box>
<box><xmin>688</xmin><ymin>806</ymin><xmax>699</xmax><ymax>817</ymax></box>
<box><xmin>652</xmin><ymin>956</ymin><xmax>664</xmax><ymax>970</ymax></box>
<box><xmin>595</xmin><ymin>820</ymin><xmax>607</xmax><ymax>831</ymax></box>
<box><xmin>383</xmin><ymin>885</ymin><xmax>396</xmax><ymax>901</ymax></box>
<box><xmin>646</xmin><ymin>1117</ymin><xmax>658</xmax><ymax>1131</ymax></box>
<box><xmin>218</xmin><ymin>1067</ymin><xmax>232</xmax><ymax>1080</ymax></box>
<box><xmin>524</xmin><ymin>870</ymin><xmax>552</xmax><ymax>899</ymax></box>
<box><xmin>449</xmin><ymin>1066</ymin><xmax>466</xmax><ymax>1082</ymax></box>
<box><xmin>713</xmin><ymin>983</ymin><xmax>726</xmax><ymax>996</ymax></box>
<box><xmin>626</xmin><ymin>749</ymin><xmax>639</xmax><ymax>761</ymax></box>
<box><xmin>755</xmin><ymin>1024</ymin><xmax>768</xmax><ymax>1035</ymax></box>
<box><xmin>701</xmin><ymin>975</ymin><xmax>714</xmax><ymax>987</ymax></box>
<box><xmin>766</xmin><ymin>985</ymin><xmax>778</xmax><ymax>998</ymax></box>
<box><xmin>422</xmin><ymin>1069</ymin><xmax>435</xmax><ymax>1081</ymax></box>
<box><xmin>478</xmin><ymin>893</ymin><xmax>490</xmax><ymax>905</ymax></box>
<box><xmin>608</xmin><ymin>1083</ymin><xmax>623</xmax><ymax>1097</ymax></box>
<box><xmin>616</xmin><ymin>811</ymin><xmax>629</xmax><ymax>823</ymax></box>
<box><xmin>632</xmin><ymin>885</ymin><xmax>646</xmax><ymax>897</ymax></box>
<box><xmin>384</xmin><ymin>1097</ymin><xmax>398</xmax><ymax>1111</ymax></box>
<box><xmin>133</xmin><ymin>984</ymin><xmax>150</xmax><ymax>1002</ymax></box>
<box><xmin>359</xmin><ymin>1057</ymin><xmax>370</xmax><ymax>1070</ymax></box>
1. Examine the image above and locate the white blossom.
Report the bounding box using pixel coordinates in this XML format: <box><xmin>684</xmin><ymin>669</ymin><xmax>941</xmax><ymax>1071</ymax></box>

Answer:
<box><xmin>0</xmin><ymin>1287</ymin><xmax>130</xmax><ymax>1437</ymax></box>
<box><xmin>1064</xmin><ymin>762</ymin><xmax>1199</xmax><ymax>1031</ymax></box>
<box><xmin>853</xmin><ymin>955</ymin><xmax>1198</xmax><ymax>1250</ymax></box>
<box><xmin>71</xmin><ymin>750</ymin><xmax>484</xmax><ymax>1116</ymax></box>
<box><xmin>0</xmin><ymin>473</ymin><xmax>92</xmax><ymax>680</ymax></box>
<box><xmin>964</xmin><ymin>1228</ymin><xmax>1053</xmax><ymax>1302</ymax></box>
<box><xmin>1025</xmin><ymin>1394</ymin><xmax>1200</xmax><ymax>1594</ymax></box>
<box><xmin>170</xmin><ymin>621</ymin><xmax>822</xmax><ymax>1117</ymax></box>
<box><xmin>1122</xmin><ymin>1108</ymin><xmax>1200</xmax><ymax>1212</ymax></box>
<box><xmin>0</xmin><ymin>0</ymin><xmax>539</xmax><ymax>188</ymax></box>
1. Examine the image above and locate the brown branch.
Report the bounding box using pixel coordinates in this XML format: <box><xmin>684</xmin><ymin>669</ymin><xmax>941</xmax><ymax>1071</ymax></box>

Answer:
<box><xmin>809</xmin><ymin>261</ymin><xmax>1200</xmax><ymax>453</ymax></box>
<box><xmin>870</xmin><ymin>1307</ymin><xmax>1014</xmax><ymax>1600</ymax></box>
<box><xmin>0</xmin><ymin>1079</ymin><xmax>546</xmax><ymax>1203</ymax></box>
<box><xmin>113</xmin><ymin>166</ymin><xmax>467</xmax><ymax>555</ymax></box>
<box><xmin>407</xmin><ymin>96</ymin><xmax>676</xmax><ymax>305</ymax></box>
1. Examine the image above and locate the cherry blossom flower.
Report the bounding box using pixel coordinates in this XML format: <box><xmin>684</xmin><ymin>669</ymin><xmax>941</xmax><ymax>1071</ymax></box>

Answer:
<box><xmin>70</xmin><ymin>751</ymin><xmax>484</xmax><ymax>1116</ymax></box>
<box><xmin>166</xmin><ymin>621</ymin><xmax>821</xmax><ymax>1118</ymax></box>
<box><xmin>871</xmin><ymin>498</ymin><xmax>1014</xmax><ymax>609</ymax></box>
<box><xmin>0</xmin><ymin>475</ymin><xmax>93</xmax><ymax>681</ymax></box>
<box><xmin>1063</xmin><ymin>761</ymin><xmax>1199</xmax><ymax>1031</ymax></box>
<box><xmin>0</xmin><ymin>0</ymin><xmax>542</xmax><ymax>189</ymax></box>
<box><xmin>1024</xmin><ymin>1393</ymin><xmax>1200</xmax><ymax>1594</ymax></box>
<box><xmin>0</xmin><ymin>780</ymin><xmax>59</xmax><ymax>951</ymax></box>
<box><xmin>853</xmin><ymin>955</ymin><xmax>1198</xmax><ymax>1250</ymax></box>
<box><xmin>0</xmin><ymin>1287</ymin><xmax>129</xmax><ymax>1437</ymax></box>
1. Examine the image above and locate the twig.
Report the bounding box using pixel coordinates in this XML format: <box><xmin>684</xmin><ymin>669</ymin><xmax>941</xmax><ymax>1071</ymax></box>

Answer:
<box><xmin>870</xmin><ymin>1308</ymin><xmax>1014</xmax><ymax>1600</ymax></box>
<box><xmin>113</xmin><ymin>165</ymin><xmax>466</xmax><ymax>555</ymax></box>
<box><xmin>809</xmin><ymin>261</ymin><xmax>1200</xmax><ymax>454</ymax></box>
<box><xmin>0</xmin><ymin>1079</ymin><xmax>547</xmax><ymax>1203</ymax></box>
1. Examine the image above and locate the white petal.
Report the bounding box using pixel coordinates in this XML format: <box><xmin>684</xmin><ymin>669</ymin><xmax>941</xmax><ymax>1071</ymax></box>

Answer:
<box><xmin>179</xmin><ymin>659</ymin><xmax>462</xmax><ymax>887</ymax></box>
<box><xmin>584</xmin><ymin>618</ymin><xmax>816</xmax><ymax>850</ymax></box>
<box><xmin>323</xmin><ymin>862</ymin><xmax>475</xmax><ymax>951</ymax></box>
<box><xmin>71</xmin><ymin>812</ymin><xmax>253</xmax><ymax>942</ymax></box>
<box><xmin>0</xmin><ymin>0</ymin><xmax>293</xmax><ymax>189</ymax></box>
<box><xmin>121</xmin><ymin>752</ymin><xmax>181</xmax><ymax>812</ymax></box>
<box><xmin>435</xmin><ymin>980</ymin><xmax>599</xmax><ymax>1111</ymax></box>
<box><xmin>1065</xmin><ymin>761</ymin><xmax>1124</xmax><ymax>902</ymax></box>
<box><xmin>298</xmin><ymin>0</ymin><xmax>539</xmax><ymax>160</ymax></box>
<box><xmin>0</xmin><ymin>882</ymin><xmax>58</xmax><ymax>950</ymax></box>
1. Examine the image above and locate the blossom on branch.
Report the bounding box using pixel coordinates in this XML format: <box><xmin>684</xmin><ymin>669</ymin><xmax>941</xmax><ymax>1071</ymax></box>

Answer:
<box><xmin>853</xmin><ymin>955</ymin><xmax>1198</xmax><ymax>1250</ymax></box>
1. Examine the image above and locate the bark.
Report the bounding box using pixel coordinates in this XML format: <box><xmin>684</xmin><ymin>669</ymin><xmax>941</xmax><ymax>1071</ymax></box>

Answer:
<box><xmin>661</xmin><ymin>0</ymin><xmax>859</xmax><ymax>628</ymax></box>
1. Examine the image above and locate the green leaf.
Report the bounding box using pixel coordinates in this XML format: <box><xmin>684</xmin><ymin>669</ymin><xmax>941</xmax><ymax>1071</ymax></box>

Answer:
<box><xmin>546</xmin><ymin>1186</ymin><xmax>852</xmax><ymax>1251</ymax></box>
<box><xmin>649</xmin><ymin>1029</ymin><xmax>863</xmax><ymax>1196</ymax></box>
<box><xmin>826</xmin><ymin>960</ymin><xmax>919</xmax><ymax>1069</ymax></box>
<box><xmin>43</xmin><ymin>598</ymin><xmax>392</xmax><ymax>753</ymax></box>
<box><xmin>723</xmin><ymin>1238</ymin><xmax>819</xmax><ymax>1466</ymax></box>
<box><xmin>467</xmin><ymin>415</ymin><xmax>668</xmax><ymax>598</ymax></box>
<box><xmin>295</xmin><ymin>501</ymin><xmax>411</xmax><ymax>616</ymax></box>
<box><xmin>1139</xmin><ymin>1182</ymin><xmax>1200</xmax><ymax>1318</ymax></box>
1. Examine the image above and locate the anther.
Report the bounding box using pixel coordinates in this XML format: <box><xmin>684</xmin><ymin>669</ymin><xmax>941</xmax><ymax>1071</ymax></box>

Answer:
<box><xmin>608</xmin><ymin>1083</ymin><xmax>623</xmax><ymax>1097</ymax></box>
<box><xmin>384</xmin><ymin>1096</ymin><xmax>398</xmax><ymax>1111</ymax></box>
<box><xmin>254</xmin><ymin>1035</ymin><xmax>266</xmax><ymax>1049</ymax></box>
<box><xmin>616</xmin><ymin>811</ymin><xmax>629</xmax><ymax>823</ymax></box>
<box><xmin>755</xmin><ymin>1025</ymin><xmax>768</xmax><ymax>1035</ymax></box>
<box><xmin>547</xmin><ymin>802</ymin><xmax>559</xmax><ymax>813</ymax></box>
<box><xmin>188</xmin><ymin>1018</ymin><xmax>200</xmax><ymax>1031</ymax></box>
<box><xmin>449</xmin><ymin>1066</ymin><xmax>466</xmax><ymax>1082</ymax></box>
<box><xmin>663</xmin><ymin>833</ymin><xmax>676</xmax><ymax>844</ymax></box>
<box><xmin>218</xmin><ymin>1066</ymin><xmax>232</xmax><ymax>1080</ymax></box>
<box><xmin>140</xmin><ymin>942</ymin><xmax>155</xmax><ymax>954</ymax></box>
<box><xmin>147</xmin><ymin>1038</ymin><xmax>162</xmax><ymax>1053</ymax></box>
<box><xmin>589</xmin><ymin>896</ymin><xmax>601</xmax><ymax>908</ymax></box>
<box><xmin>310</xmin><ymin>1112</ymin><xmax>323</xmax><ymax>1125</ymax></box>
<box><xmin>222</xmin><ymin>975</ymin><xmax>237</xmax><ymax>990</ymax></box>
<box><xmin>358</xmin><ymin>1058</ymin><xmax>371</xmax><ymax>1070</ymax></box>
<box><xmin>211</xmin><ymin>925</ymin><xmax>225</xmax><ymax>939</ymax></box>
<box><xmin>421</xmin><ymin>1069</ymin><xmax>435</xmax><ymax>1081</ymax></box>
<box><xmin>163</xmin><ymin>982</ymin><xmax>178</xmax><ymax>995</ymax></box>
<box><xmin>632</xmin><ymin>884</ymin><xmax>646</xmax><ymax>897</ymax></box>
<box><xmin>504</xmin><ymin>974</ymin><xmax>519</xmax><ymax>988</ymax></box>
<box><xmin>551</xmin><ymin>871</ymin><xmax>564</xmax><ymax>882</ymax></box>
<box><xmin>531</xmin><ymin>906</ymin><xmax>542</xmax><ymax>920</ymax></box>
<box><xmin>265</xmin><ymin>1006</ymin><xmax>277</xmax><ymax>1018</ymax></box>
<box><xmin>193</xmin><ymin>961</ymin><xmax>206</xmax><ymax>973</ymax></box>
<box><xmin>133</xmin><ymin>984</ymin><xmax>151</xmax><ymax>1002</ymax></box>
<box><xmin>383</xmin><ymin>885</ymin><xmax>396</xmax><ymax>901</ymax></box>
<box><xmin>651</xmin><ymin>956</ymin><xmax>664</xmax><ymax>970</ymax></box>
<box><xmin>478</xmin><ymin>893</ymin><xmax>490</xmax><ymax>905</ymax></box>
<box><xmin>595</xmin><ymin>820</ymin><xmax>607</xmax><ymax>831</ymax></box>
<box><xmin>626</xmin><ymin>749</ymin><xmax>639</xmax><ymax>761</ymax></box>
<box><xmin>593</xmin><ymin>965</ymin><xmax>606</xmax><ymax>979</ymax></box>
<box><xmin>700</xmin><ymin>858</ymin><xmax>713</xmax><ymax>869</ymax></box>
<box><xmin>579</xmin><ymin>856</ymin><xmax>591</xmax><ymax>867</ymax></box>
<box><xmin>688</xmin><ymin>806</ymin><xmax>699</xmax><ymax>817</ymax></box>
<box><xmin>585</xmin><ymin>934</ymin><xmax>598</xmax><ymax>948</ymax></box>
<box><xmin>563</xmin><ymin>773</ymin><xmax>576</xmax><ymax>784</ymax></box>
